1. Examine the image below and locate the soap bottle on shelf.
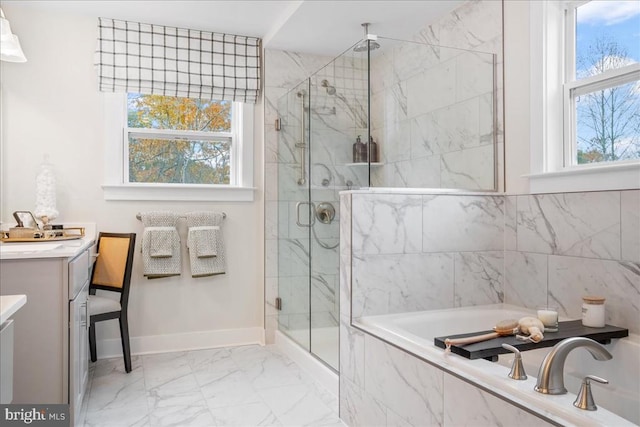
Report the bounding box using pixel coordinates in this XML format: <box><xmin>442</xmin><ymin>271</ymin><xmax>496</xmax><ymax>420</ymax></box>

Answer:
<box><xmin>369</xmin><ymin>136</ymin><xmax>379</xmax><ymax>163</ymax></box>
<box><xmin>353</xmin><ymin>135</ymin><xmax>367</xmax><ymax>163</ymax></box>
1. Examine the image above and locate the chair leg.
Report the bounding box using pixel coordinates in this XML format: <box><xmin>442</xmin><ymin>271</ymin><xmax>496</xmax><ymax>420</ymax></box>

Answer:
<box><xmin>89</xmin><ymin>322</ymin><xmax>97</xmax><ymax>363</ymax></box>
<box><xmin>119</xmin><ymin>314</ymin><xmax>132</xmax><ymax>373</ymax></box>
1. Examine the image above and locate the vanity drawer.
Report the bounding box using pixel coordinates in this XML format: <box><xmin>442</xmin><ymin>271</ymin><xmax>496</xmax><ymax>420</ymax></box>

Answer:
<box><xmin>68</xmin><ymin>250</ymin><xmax>89</xmax><ymax>300</ymax></box>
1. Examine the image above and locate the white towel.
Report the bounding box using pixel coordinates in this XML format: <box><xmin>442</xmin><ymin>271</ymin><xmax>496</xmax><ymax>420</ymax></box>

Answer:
<box><xmin>186</xmin><ymin>212</ymin><xmax>225</xmax><ymax>277</ymax></box>
<box><xmin>141</xmin><ymin>212</ymin><xmax>181</xmax><ymax>279</ymax></box>
<box><xmin>149</xmin><ymin>226</ymin><xmax>175</xmax><ymax>258</ymax></box>
<box><xmin>188</xmin><ymin>226</ymin><xmax>219</xmax><ymax>258</ymax></box>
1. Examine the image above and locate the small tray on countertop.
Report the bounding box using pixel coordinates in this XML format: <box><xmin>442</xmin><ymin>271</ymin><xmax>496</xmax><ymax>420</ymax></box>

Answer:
<box><xmin>0</xmin><ymin>227</ymin><xmax>85</xmax><ymax>243</ymax></box>
<box><xmin>434</xmin><ymin>320</ymin><xmax>629</xmax><ymax>361</ymax></box>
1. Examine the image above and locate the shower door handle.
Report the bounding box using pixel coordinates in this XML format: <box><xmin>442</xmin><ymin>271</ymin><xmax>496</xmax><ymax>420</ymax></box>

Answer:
<box><xmin>296</xmin><ymin>202</ymin><xmax>316</xmax><ymax>227</ymax></box>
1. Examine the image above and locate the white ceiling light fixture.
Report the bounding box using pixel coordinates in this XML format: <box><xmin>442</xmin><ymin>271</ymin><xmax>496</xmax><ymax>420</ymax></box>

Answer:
<box><xmin>0</xmin><ymin>8</ymin><xmax>27</xmax><ymax>63</ymax></box>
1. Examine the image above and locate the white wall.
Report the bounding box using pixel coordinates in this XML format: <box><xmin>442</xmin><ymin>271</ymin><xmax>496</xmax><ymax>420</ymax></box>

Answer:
<box><xmin>0</xmin><ymin>5</ymin><xmax>265</xmax><ymax>355</ymax></box>
<box><xmin>503</xmin><ymin>0</ymin><xmax>532</xmax><ymax>194</ymax></box>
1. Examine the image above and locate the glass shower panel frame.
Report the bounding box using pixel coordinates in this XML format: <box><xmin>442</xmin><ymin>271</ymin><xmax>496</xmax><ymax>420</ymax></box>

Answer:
<box><xmin>276</xmin><ymin>79</ymin><xmax>312</xmax><ymax>352</ymax></box>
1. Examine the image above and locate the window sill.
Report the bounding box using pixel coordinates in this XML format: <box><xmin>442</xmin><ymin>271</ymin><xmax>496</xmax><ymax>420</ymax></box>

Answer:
<box><xmin>102</xmin><ymin>184</ymin><xmax>256</xmax><ymax>202</ymax></box>
<box><xmin>526</xmin><ymin>161</ymin><xmax>640</xmax><ymax>194</ymax></box>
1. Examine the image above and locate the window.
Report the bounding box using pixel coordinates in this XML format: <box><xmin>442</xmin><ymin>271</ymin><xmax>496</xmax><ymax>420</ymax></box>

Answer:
<box><xmin>529</xmin><ymin>0</ymin><xmax>640</xmax><ymax>193</ymax></box>
<box><xmin>102</xmin><ymin>93</ymin><xmax>255</xmax><ymax>201</ymax></box>
<box><xmin>564</xmin><ymin>1</ymin><xmax>640</xmax><ymax>166</ymax></box>
<box><xmin>126</xmin><ymin>94</ymin><xmax>235</xmax><ymax>185</ymax></box>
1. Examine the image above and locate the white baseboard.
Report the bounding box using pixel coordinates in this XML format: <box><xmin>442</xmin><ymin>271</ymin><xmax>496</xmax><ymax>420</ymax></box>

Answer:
<box><xmin>97</xmin><ymin>327</ymin><xmax>265</xmax><ymax>358</ymax></box>
<box><xmin>275</xmin><ymin>330</ymin><xmax>338</xmax><ymax>397</ymax></box>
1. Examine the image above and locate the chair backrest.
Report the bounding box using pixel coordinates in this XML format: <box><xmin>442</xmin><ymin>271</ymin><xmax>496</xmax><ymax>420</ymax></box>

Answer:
<box><xmin>90</xmin><ymin>232</ymin><xmax>136</xmax><ymax>310</ymax></box>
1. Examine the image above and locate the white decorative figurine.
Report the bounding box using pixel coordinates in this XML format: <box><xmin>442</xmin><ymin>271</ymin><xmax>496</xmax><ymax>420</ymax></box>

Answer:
<box><xmin>34</xmin><ymin>154</ymin><xmax>59</xmax><ymax>226</ymax></box>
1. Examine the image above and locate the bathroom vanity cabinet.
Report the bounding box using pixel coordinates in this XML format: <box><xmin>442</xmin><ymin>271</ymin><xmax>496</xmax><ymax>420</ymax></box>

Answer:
<box><xmin>0</xmin><ymin>230</ymin><xmax>95</xmax><ymax>425</ymax></box>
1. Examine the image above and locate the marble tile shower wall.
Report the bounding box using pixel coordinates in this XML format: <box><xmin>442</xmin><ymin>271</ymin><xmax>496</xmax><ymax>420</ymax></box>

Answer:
<box><xmin>505</xmin><ymin>190</ymin><xmax>640</xmax><ymax>334</ymax></box>
<box><xmin>351</xmin><ymin>193</ymin><xmax>505</xmax><ymax>318</ymax></box>
<box><xmin>349</xmin><ymin>190</ymin><xmax>640</xmax><ymax>332</ymax></box>
<box><xmin>264</xmin><ymin>49</ymin><xmax>370</xmax><ymax>343</ymax></box>
<box><xmin>369</xmin><ymin>0</ymin><xmax>504</xmax><ymax>190</ymax></box>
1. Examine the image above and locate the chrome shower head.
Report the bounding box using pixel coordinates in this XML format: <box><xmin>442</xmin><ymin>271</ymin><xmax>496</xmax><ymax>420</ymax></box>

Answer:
<box><xmin>321</xmin><ymin>79</ymin><xmax>336</xmax><ymax>95</ymax></box>
<box><xmin>353</xmin><ymin>23</ymin><xmax>380</xmax><ymax>52</ymax></box>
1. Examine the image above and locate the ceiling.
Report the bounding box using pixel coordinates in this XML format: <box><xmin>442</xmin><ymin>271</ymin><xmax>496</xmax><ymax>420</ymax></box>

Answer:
<box><xmin>3</xmin><ymin>0</ymin><xmax>463</xmax><ymax>56</ymax></box>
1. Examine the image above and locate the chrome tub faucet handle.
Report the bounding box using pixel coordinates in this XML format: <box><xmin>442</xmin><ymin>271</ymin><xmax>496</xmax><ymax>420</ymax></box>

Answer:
<box><xmin>501</xmin><ymin>343</ymin><xmax>527</xmax><ymax>380</ymax></box>
<box><xmin>534</xmin><ymin>337</ymin><xmax>612</xmax><ymax>395</ymax></box>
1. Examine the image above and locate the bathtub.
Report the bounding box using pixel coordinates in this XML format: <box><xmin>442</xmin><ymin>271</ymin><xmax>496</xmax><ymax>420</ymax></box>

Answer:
<box><xmin>356</xmin><ymin>304</ymin><xmax>639</xmax><ymax>426</ymax></box>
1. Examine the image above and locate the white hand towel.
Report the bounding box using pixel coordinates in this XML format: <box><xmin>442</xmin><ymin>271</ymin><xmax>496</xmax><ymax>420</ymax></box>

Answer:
<box><xmin>188</xmin><ymin>226</ymin><xmax>219</xmax><ymax>258</ymax></box>
<box><xmin>149</xmin><ymin>226</ymin><xmax>175</xmax><ymax>258</ymax></box>
<box><xmin>185</xmin><ymin>212</ymin><xmax>225</xmax><ymax>277</ymax></box>
<box><xmin>141</xmin><ymin>212</ymin><xmax>181</xmax><ymax>278</ymax></box>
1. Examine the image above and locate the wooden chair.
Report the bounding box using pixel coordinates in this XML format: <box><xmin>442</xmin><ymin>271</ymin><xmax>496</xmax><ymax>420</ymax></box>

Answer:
<box><xmin>88</xmin><ymin>232</ymin><xmax>136</xmax><ymax>373</ymax></box>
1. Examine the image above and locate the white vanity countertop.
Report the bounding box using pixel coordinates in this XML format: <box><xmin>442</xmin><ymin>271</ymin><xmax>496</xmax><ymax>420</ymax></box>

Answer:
<box><xmin>0</xmin><ymin>223</ymin><xmax>95</xmax><ymax>260</ymax></box>
<box><xmin>0</xmin><ymin>294</ymin><xmax>27</xmax><ymax>324</ymax></box>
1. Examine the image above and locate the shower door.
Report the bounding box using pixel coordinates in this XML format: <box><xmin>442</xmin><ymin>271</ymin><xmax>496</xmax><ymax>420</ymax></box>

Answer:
<box><xmin>275</xmin><ymin>49</ymin><xmax>369</xmax><ymax>371</ymax></box>
<box><xmin>277</xmin><ymin>79</ymin><xmax>312</xmax><ymax>353</ymax></box>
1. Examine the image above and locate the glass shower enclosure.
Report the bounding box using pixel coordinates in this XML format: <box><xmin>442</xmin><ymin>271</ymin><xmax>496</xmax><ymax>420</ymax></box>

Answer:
<box><xmin>276</xmin><ymin>47</ymin><xmax>370</xmax><ymax>370</ymax></box>
<box><xmin>274</xmin><ymin>36</ymin><xmax>497</xmax><ymax>370</ymax></box>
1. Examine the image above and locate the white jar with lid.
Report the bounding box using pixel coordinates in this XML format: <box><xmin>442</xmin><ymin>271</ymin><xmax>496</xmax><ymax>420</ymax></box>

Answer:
<box><xmin>582</xmin><ymin>296</ymin><xmax>605</xmax><ymax>328</ymax></box>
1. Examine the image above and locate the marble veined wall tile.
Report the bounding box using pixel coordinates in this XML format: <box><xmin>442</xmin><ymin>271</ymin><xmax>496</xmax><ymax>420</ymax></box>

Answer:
<box><xmin>340</xmin><ymin>320</ymin><xmax>365</xmax><ymax>388</ymax></box>
<box><xmin>373</xmin><ymin>119</ymin><xmax>411</xmax><ymax>165</ymax></box>
<box><xmin>504</xmin><ymin>251</ymin><xmax>548</xmax><ymax>309</ymax></box>
<box><xmin>504</xmin><ymin>195</ymin><xmax>517</xmax><ymax>251</ymax></box>
<box><xmin>277</xmin><ymin>238</ymin><xmax>310</xmax><ymax>277</ymax></box>
<box><xmin>339</xmin><ymin>193</ymin><xmax>352</xmax><ymax>321</ymax></box>
<box><xmin>352</xmin><ymin>194</ymin><xmax>423</xmax><ymax>255</ymax></box>
<box><xmin>548</xmin><ymin>255</ymin><xmax>640</xmax><ymax>334</ymax></box>
<box><xmin>352</xmin><ymin>252</ymin><xmax>454</xmax><ymax>318</ymax></box>
<box><xmin>393</xmin><ymin>39</ymin><xmax>441</xmax><ymax>84</ymax></box>
<box><xmin>385</xmin><ymin>156</ymin><xmax>442</xmax><ymax>189</ymax></box>
<box><xmin>410</xmin><ymin>97</ymin><xmax>483</xmax><ymax>159</ymax></box>
<box><xmin>423</xmin><ymin>195</ymin><xmax>504</xmax><ymax>252</ymax></box>
<box><xmin>438</xmin><ymin>0</ymin><xmax>503</xmax><ymax>54</ymax></box>
<box><xmin>516</xmin><ymin>192</ymin><xmax>621</xmax><ymax>259</ymax></box>
<box><xmin>340</xmin><ymin>376</ymin><xmax>387</xmax><ymax>427</ymax></box>
<box><xmin>406</xmin><ymin>59</ymin><xmax>456</xmax><ymax>119</ymax></box>
<box><xmin>621</xmin><ymin>190</ymin><xmax>640</xmax><ymax>263</ymax></box>
<box><xmin>455</xmin><ymin>52</ymin><xmax>494</xmax><ymax>103</ymax></box>
<box><xmin>440</xmin><ymin>143</ymin><xmax>495</xmax><ymax>190</ymax></box>
<box><xmin>364</xmin><ymin>335</ymin><xmax>444</xmax><ymax>426</ymax></box>
<box><xmin>443</xmin><ymin>374</ymin><xmax>554</xmax><ymax>427</ymax></box>
<box><xmin>454</xmin><ymin>251</ymin><xmax>504</xmax><ymax>307</ymax></box>
<box><xmin>311</xmin><ymin>274</ymin><xmax>336</xmax><ymax>314</ymax></box>
<box><xmin>264</xmin><ymin>49</ymin><xmax>333</xmax><ymax>89</ymax></box>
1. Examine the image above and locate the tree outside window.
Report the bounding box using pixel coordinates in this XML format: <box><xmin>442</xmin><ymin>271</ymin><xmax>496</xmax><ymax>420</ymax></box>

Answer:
<box><xmin>574</xmin><ymin>1</ymin><xmax>640</xmax><ymax>165</ymax></box>
<box><xmin>127</xmin><ymin>94</ymin><xmax>233</xmax><ymax>184</ymax></box>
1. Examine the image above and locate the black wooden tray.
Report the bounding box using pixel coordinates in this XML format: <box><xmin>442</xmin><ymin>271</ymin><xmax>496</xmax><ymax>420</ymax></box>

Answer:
<box><xmin>434</xmin><ymin>320</ymin><xmax>628</xmax><ymax>361</ymax></box>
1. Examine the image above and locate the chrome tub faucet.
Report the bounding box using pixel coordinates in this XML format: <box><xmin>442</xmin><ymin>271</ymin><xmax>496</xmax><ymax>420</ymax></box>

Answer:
<box><xmin>534</xmin><ymin>337</ymin><xmax>612</xmax><ymax>395</ymax></box>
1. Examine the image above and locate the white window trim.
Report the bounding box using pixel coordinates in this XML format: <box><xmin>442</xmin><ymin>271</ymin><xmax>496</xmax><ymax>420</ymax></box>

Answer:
<box><xmin>101</xmin><ymin>92</ymin><xmax>255</xmax><ymax>201</ymax></box>
<box><xmin>528</xmin><ymin>0</ymin><xmax>640</xmax><ymax>193</ymax></box>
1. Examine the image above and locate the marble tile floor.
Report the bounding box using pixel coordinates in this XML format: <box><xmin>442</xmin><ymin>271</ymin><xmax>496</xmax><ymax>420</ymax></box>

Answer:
<box><xmin>79</xmin><ymin>344</ymin><xmax>345</xmax><ymax>427</ymax></box>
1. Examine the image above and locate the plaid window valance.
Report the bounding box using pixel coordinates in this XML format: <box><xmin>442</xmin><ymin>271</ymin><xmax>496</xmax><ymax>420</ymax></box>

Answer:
<box><xmin>95</xmin><ymin>18</ymin><xmax>261</xmax><ymax>103</ymax></box>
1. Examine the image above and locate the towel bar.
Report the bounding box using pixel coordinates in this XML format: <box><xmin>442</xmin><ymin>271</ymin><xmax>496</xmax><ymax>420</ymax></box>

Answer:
<box><xmin>135</xmin><ymin>212</ymin><xmax>226</xmax><ymax>221</ymax></box>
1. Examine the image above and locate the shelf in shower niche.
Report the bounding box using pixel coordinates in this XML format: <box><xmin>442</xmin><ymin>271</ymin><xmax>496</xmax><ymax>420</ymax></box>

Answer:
<box><xmin>434</xmin><ymin>320</ymin><xmax>628</xmax><ymax>361</ymax></box>
<box><xmin>345</xmin><ymin>162</ymin><xmax>383</xmax><ymax>167</ymax></box>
